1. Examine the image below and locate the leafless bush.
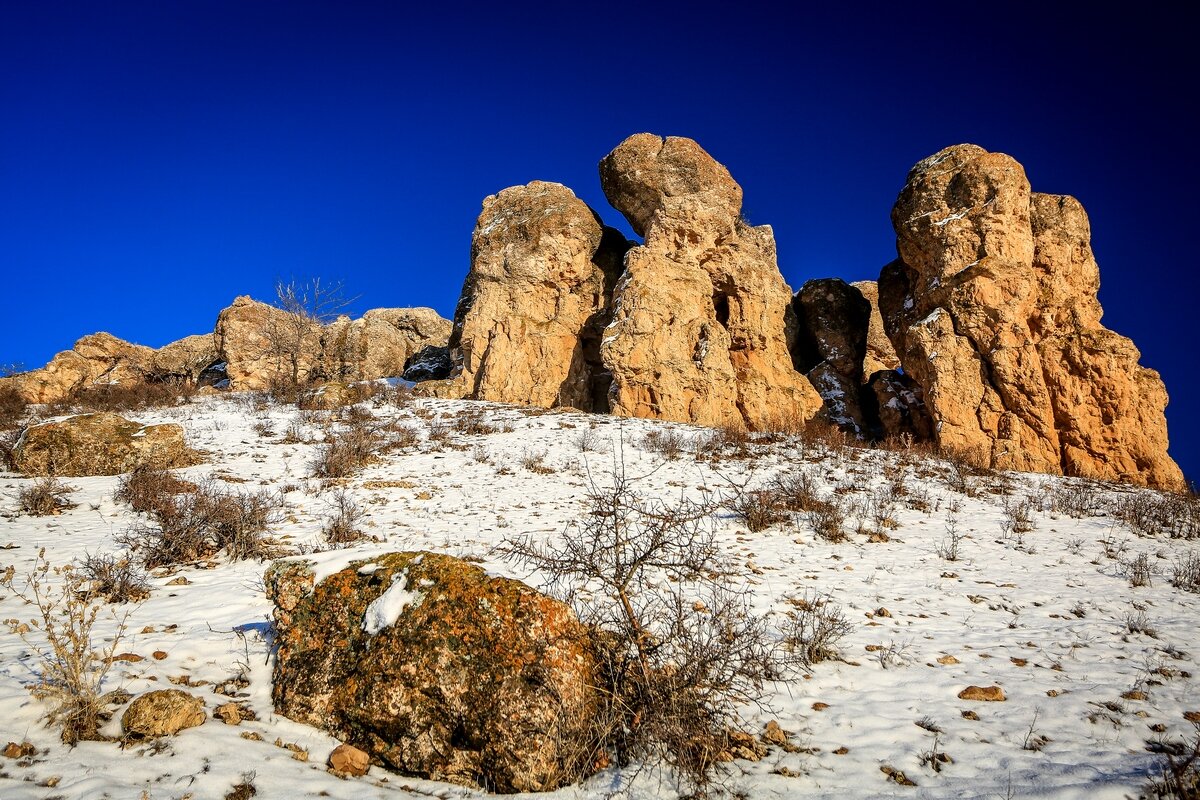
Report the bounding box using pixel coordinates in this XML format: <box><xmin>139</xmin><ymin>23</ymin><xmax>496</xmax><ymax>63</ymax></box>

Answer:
<box><xmin>57</xmin><ymin>381</ymin><xmax>196</xmax><ymax>414</ymax></box>
<box><xmin>1142</xmin><ymin>722</ymin><xmax>1200</xmax><ymax>800</ymax></box>
<box><xmin>779</xmin><ymin>591</ymin><xmax>853</xmax><ymax>670</ymax></box>
<box><xmin>519</xmin><ymin>448</ymin><xmax>554</xmax><ymax>474</ymax></box>
<box><xmin>17</xmin><ymin>477</ymin><xmax>77</xmax><ymax>516</ymax></box>
<box><xmin>502</xmin><ymin>470</ymin><xmax>787</xmax><ymax>794</ymax></box>
<box><xmin>1000</xmin><ymin>497</ymin><xmax>1036</xmax><ymax>541</ymax></box>
<box><xmin>725</xmin><ymin>488</ymin><xmax>790</xmax><ymax>532</ymax></box>
<box><xmin>1124</xmin><ymin>552</ymin><xmax>1157</xmax><ymax>588</ymax></box>
<box><xmin>1047</xmin><ymin>482</ymin><xmax>1106</xmax><ymax>518</ymax></box>
<box><xmin>875</xmin><ymin>638</ymin><xmax>913</xmax><ymax>669</ymax></box>
<box><xmin>936</xmin><ymin>508</ymin><xmax>964</xmax><ymax>561</ymax></box>
<box><xmin>1172</xmin><ymin>552</ymin><xmax>1200</xmax><ymax>594</ymax></box>
<box><xmin>117</xmin><ymin>479</ymin><xmax>282</xmax><ymax>567</ymax></box>
<box><xmin>452</xmin><ymin>408</ymin><xmax>498</xmax><ymax>436</ymax></box>
<box><xmin>640</xmin><ymin>428</ymin><xmax>688</xmax><ymax>460</ymax></box>
<box><xmin>310</xmin><ymin>416</ymin><xmax>385</xmax><ymax>479</ymax></box>
<box><xmin>1100</xmin><ymin>534</ymin><xmax>1130</xmax><ymax>560</ymax></box>
<box><xmin>804</xmin><ymin>496</ymin><xmax>848</xmax><ymax>543</ymax></box>
<box><xmin>766</xmin><ymin>470</ymin><xmax>824</xmax><ymax>513</ymax></box>
<box><xmin>575</xmin><ymin>426</ymin><xmax>604</xmax><ymax>453</ymax></box>
<box><xmin>0</xmin><ymin>384</ymin><xmax>28</xmax><ymax>431</ymax></box>
<box><xmin>1126</xmin><ymin>609</ymin><xmax>1158</xmax><ymax>638</ymax></box>
<box><xmin>941</xmin><ymin>446</ymin><xmax>991</xmax><ymax>497</ymax></box>
<box><xmin>251</xmin><ymin>418</ymin><xmax>275</xmax><ymax>437</ymax></box>
<box><xmin>115</xmin><ymin>465</ymin><xmax>196</xmax><ymax>516</ymax></box>
<box><xmin>2</xmin><ymin>550</ymin><xmax>129</xmax><ymax>743</ymax></box>
<box><xmin>321</xmin><ymin>489</ymin><xmax>365</xmax><ymax>546</ymax></box>
<box><xmin>78</xmin><ymin>552</ymin><xmax>151</xmax><ymax>603</ymax></box>
<box><xmin>1115</xmin><ymin>491</ymin><xmax>1200</xmax><ymax>540</ymax></box>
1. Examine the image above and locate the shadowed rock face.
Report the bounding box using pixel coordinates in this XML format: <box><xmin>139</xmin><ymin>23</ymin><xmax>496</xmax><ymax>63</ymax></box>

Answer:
<box><xmin>790</xmin><ymin>279</ymin><xmax>870</xmax><ymax>434</ymax></box>
<box><xmin>597</xmin><ymin>134</ymin><xmax>822</xmax><ymax>428</ymax></box>
<box><xmin>850</xmin><ymin>280</ymin><xmax>901</xmax><ymax>377</ymax></box>
<box><xmin>879</xmin><ymin>144</ymin><xmax>1183</xmax><ymax>489</ymax></box>
<box><xmin>266</xmin><ymin>552</ymin><xmax>601</xmax><ymax>794</ymax></box>
<box><xmin>446</xmin><ymin>181</ymin><xmax>630</xmax><ymax>411</ymax></box>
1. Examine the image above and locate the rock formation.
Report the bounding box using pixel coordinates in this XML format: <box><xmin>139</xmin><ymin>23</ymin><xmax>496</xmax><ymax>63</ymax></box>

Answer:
<box><xmin>122</xmin><ymin>690</ymin><xmax>207</xmax><ymax>738</ymax></box>
<box><xmin>0</xmin><ymin>332</ymin><xmax>221</xmax><ymax>405</ymax></box>
<box><xmin>790</xmin><ymin>279</ymin><xmax>871</xmax><ymax>434</ymax></box>
<box><xmin>850</xmin><ymin>280</ymin><xmax>901</xmax><ymax>376</ymax></box>
<box><xmin>598</xmin><ymin>134</ymin><xmax>822</xmax><ymax>428</ymax></box>
<box><xmin>879</xmin><ymin>144</ymin><xmax>1183</xmax><ymax>489</ymax></box>
<box><xmin>13</xmin><ymin>413</ymin><xmax>197</xmax><ymax>476</ymax></box>
<box><xmin>446</xmin><ymin>181</ymin><xmax>629</xmax><ymax>411</ymax></box>
<box><xmin>266</xmin><ymin>551</ymin><xmax>601</xmax><ymax>793</ymax></box>
<box><xmin>213</xmin><ymin>296</ymin><xmax>450</xmax><ymax>391</ymax></box>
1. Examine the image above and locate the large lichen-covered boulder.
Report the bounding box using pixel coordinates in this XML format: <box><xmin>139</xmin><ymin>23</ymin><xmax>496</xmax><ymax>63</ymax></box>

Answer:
<box><xmin>265</xmin><ymin>551</ymin><xmax>602</xmax><ymax>793</ymax></box>
<box><xmin>12</xmin><ymin>413</ymin><xmax>197</xmax><ymax>476</ymax></box>
<box><xmin>447</xmin><ymin>181</ymin><xmax>629</xmax><ymax>411</ymax></box>
<box><xmin>879</xmin><ymin>144</ymin><xmax>1184</xmax><ymax>489</ymax></box>
<box><xmin>320</xmin><ymin>307</ymin><xmax>452</xmax><ymax>383</ymax></box>
<box><xmin>598</xmin><ymin>134</ymin><xmax>822</xmax><ymax>429</ymax></box>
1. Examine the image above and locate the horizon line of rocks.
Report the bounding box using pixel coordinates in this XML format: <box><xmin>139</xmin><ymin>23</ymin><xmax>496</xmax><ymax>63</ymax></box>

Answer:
<box><xmin>1</xmin><ymin>134</ymin><xmax>1184</xmax><ymax>490</ymax></box>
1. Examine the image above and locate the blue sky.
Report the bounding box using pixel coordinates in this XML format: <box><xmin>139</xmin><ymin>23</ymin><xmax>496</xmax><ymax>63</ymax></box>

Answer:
<box><xmin>2</xmin><ymin>2</ymin><xmax>1196</xmax><ymax>483</ymax></box>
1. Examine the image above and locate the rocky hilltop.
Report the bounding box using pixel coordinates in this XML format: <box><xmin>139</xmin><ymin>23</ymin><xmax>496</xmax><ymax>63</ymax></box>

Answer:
<box><xmin>2</xmin><ymin>136</ymin><xmax>1182</xmax><ymax>489</ymax></box>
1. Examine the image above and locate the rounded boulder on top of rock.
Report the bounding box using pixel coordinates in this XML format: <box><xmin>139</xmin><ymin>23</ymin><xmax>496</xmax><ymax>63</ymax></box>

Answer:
<box><xmin>265</xmin><ymin>551</ymin><xmax>603</xmax><ymax>794</ymax></box>
<box><xmin>12</xmin><ymin>413</ymin><xmax>199</xmax><ymax>477</ymax></box>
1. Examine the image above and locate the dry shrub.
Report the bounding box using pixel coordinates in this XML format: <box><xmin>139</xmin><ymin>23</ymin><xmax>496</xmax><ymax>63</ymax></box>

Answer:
<box><xmin>18</xmin><ymin>477</ymin><xmax>77</xmax><ymax>516</ymax></box>
<box><xmin>0</xmin><ymin>384</ymin><xmax>27</xmax><ymax>431</ymax></box>
<box><xmin>1115</xmin><ymin>491</ymin><xmax>1200</xmax><ymax>540</ymax></box>
<box><xmin>78</xmin><ymin>552</ymin><xmax>151</xmax><ymax>603</ymax></box>
<box><xmin>117</xmin><ymin>479</ymin><xmax>283</xmax><ymax>567</ymax></box>
<box><xmin>1142</xmin><ymin>723</ymin><xmax>1200</xmax><ymax>799</ymax></box>
<box><xmin>310</xmin><ymin>416</ymin><xmax>385</xmax><ymax>479</ymax></box>
<box><xmin>452</xmin><ymin>408</ymin><xmax>499</xmax><ymax>436</ymax></box>
<box><xmin>804</xmin><ymin>496</ymin><xmax>848</xmax><ymax>542</ymax></box>
<box><xmin>767</xmin><ymin>470</ymin><xmax>825</xmax><ymax>513</ymax></box>
<box><xmin>503</xmin><ymin>470</ymin><xmax>789</xmax><ymax>794</ymax></box>
<box><xmin>321</xmin><ymin>488</ymin><xmax>365</xmax><ymax>546</ymax></box>
<box><xmin>940</xmin><ymin>445</ymin><xmax>993</xmax><ymax>496</ymax></box>
<box><xmin>726</xmin><ymin>488</ymin><xmax>790</xmax><ymax>532</ymax></box>
<box><xmin>115</xmin><ymin>465</ymin><xmax>197</xmax><ymax>516</ymax></box>
<box><xmin>780</xmin><ymin>590</ymin><xmax>853</xmax><ymax>670</ymax></box>
<box><xmin>1172</xmin><ymin>552</ymin><xmax>1200</xmax><ymax>594</ymax></box>
<box><xmin>641</xmin><ymin>428</ymin><xmax>688</xmax><ymax>460</ymax></box>
<box><xmin>2</xmin><ymin>550</ymin><xmax>130</xmax><ymax>743</ymax></box>
<box><xmin>59</xmin><ymin>381</ymin><xmax>195</xmax><ymax>414</ymax></box>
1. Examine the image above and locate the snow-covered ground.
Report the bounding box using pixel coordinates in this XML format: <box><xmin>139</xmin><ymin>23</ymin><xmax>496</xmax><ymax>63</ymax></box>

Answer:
<box><xmin>1</xmin><ymin>392</ymin><xmax>1197</xmax><ymax>799</ymax></box>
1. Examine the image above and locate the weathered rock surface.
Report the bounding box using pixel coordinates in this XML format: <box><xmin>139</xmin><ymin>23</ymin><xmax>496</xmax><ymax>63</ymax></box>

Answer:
<box><xmin>880</xmin><ymin>144</ymin><xmax>1183</xmax><ymax>489</ymax></box>
<box><xmin>122</xmin><ymin>689</ymin><xmax>206</xmax><ymax>737</ymax></box>
<box><xmin>149</xmin><ymin>334</ymin><xmax>221</xmax><ymax>385</ymax></box>
<box><xmin>791</xmin><ymin>279</ymin><xmax>870</xmax><ymax>434</ymax></box>
<box><xmin>448</xmin><ymin>181</ymin><xmax>629</xmax><ymax>411</ymax></box>
<box><xmin>213</xmin><ymin>296</ymin><xmax>450</xmax><ymax>391</ymax></box>
<box><xmin>1</xmin><ymin>334</ymin><xmax>151</xmax><ymax>405</ymax></box>
<box><xmin>12</xmin><ymin>413</ymin><xmax>197</xmax><ymax>476</ymax></box>
<box><xmin>266</xmin><ymin>551</ymin><xmax>601</xmax><ymax>794</ymax></box>
<box><xmin>329</xmin><ymin>742</ymin><xmax>370</xmax><ymax>776</ymax></box>
<box><xmin>866</xmin><ymin>370</ymin><xmax>934</xmax><ymax>441</ymax></box>
<box><xmin>599</xmin><ymin>134</ymin><xmax>822</xmax><ymax>428</ymax></box>
<box><xmin>850</xmin><ymin>280</ymin><xmax>901</xmax><ymax>376</ymax></box>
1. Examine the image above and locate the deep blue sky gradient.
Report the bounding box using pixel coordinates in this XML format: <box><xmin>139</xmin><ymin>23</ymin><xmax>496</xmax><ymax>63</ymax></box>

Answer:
<box><xmin>2</xmin><ymin>2</ymin><xmax>1196</xmax><ymax>483</ymax></box>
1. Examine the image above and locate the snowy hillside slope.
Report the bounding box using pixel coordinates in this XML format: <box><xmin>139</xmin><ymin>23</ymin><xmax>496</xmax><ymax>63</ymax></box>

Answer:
<box><xmin>1</xmin><ymin>391</ymin><xmax>1197</xmax><ymax>799</ymax></box>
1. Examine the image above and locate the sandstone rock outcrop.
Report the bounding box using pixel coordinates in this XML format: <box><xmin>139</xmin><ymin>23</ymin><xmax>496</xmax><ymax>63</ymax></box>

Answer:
<box><xmin>879</xmin><ymin>144</ymin><xmax>1183</xmax><ymax>489</ymax></box>
<box><xmin>850</xmin><ymin>280</ymin><xmax>901</xmax><ymax>376</ymax></box>
<box><xmin>12</xmin><ymin>413</ymin><xmax>197</xmax><ymax>476</ymax></box>
<box><xmin>213</xmin><ymin>296</ymin><xmax>450</xmax><ymax>391</ymax></box>
<box><xmin>598</xmin><ymin>134</ymin><xmax>822</xmax><ymax>428</ymax></box>
<box><xmin>866</xmin><ymin>370</ymin><xmax>933</xmax><ymax>441</ymax></box>
<box><xmin>266</xmin><ymin>551</ymin><xmax>601</xmax><ymax>793</ymax></box>
<box><xmin>790</xmin><ymin>279</ymin><xmax>870</xmax><ymax>434</ymax></box>
<box><xmin>447</xmin><ymin>182</ymin><xmax>629</xmax><ymax>411</ymax></box>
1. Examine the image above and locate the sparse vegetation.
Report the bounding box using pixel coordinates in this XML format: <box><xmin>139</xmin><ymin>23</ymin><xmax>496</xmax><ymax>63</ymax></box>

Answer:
<box><xmin>17</xmin><ymin>477</ymin><xmax>77</xmax><ymax>516</ymax></box>
<box><xmin>321</xmin><ymin>489</ymin><xmax>365</xmax><ymax>546</ymax></box>
<box><xmin>780</xmin><ymin>590</ymin><xmax>853</xmax><ymax>670</ymax></box>
<box><xmin>310</xmin><ymin>415</ymin><xmax>385</xmax><ymax>479</ymax></box>
<box><xmin>2</xmin><ymin>550</ymin><xmax>130</xmax><ymax>743</ymax></box>
<box><xmin>502</xmin><ymin>468</ymin><xmax>789</xmax><ymax>794</ymax></box>
<box><xmin>78</xmin><ymin>552</ymin><xmax>151</xmax><ymax>603</ymax></box>
<box><xmin>1170</xmin><ymin>552</ymin><xmax>1200</xmax><ymax>594</ymax></box>
<box><xmin>726</xmin><ymin>487</ymin><xmax>790</xmax><ymax>532</ymax></box>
